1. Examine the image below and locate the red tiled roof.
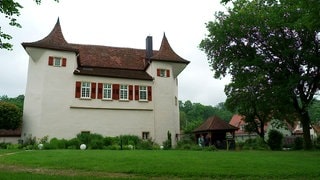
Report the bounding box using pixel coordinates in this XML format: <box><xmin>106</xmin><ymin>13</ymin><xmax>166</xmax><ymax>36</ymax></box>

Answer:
<box><xmin>193</xmin><ymin>116</ymin><xmax>238</xmax><ymax>133</ymax></box>
<box><xmin>150</xmin><ymin>33</ymin><xmax>189</xmax><ymax>64</ymax></box>
<box><xmin>22</xmin><ymin>18</ymin><xmax>78</xmax><ymax>52</ymax></box>
<box><xmin>0</xmin><ymin>128</ymin><xmax>21</xmax><ymax>137</ymax></box>
<box><xmin>22</xmin><ymin>19</ymin><xmax>189</xmax><ymax>79</ymax></box>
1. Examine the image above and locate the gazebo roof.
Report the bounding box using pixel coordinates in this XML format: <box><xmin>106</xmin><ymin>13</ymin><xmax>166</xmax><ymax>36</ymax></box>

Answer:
<box><xmin>193</xmin><ymin>116</ymin><xmax>239</xmax><ymax>133</ymax></box>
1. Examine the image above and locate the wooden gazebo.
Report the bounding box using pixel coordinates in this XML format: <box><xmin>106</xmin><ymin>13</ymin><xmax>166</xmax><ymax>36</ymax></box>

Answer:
<box><xmin>193</xmin><ymin>116</ymin><xmax>239</xmax><ymax>149</ymax></box>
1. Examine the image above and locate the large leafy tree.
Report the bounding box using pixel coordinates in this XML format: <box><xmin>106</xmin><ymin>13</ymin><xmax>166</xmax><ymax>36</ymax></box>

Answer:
<box><xmin>0</xmin><ymin>0</ymin><xmax>58</xmax><ymax>50</ymax></box>
<box><xmin>200</xmin><ymin>0</ymin><xmax>320</xmax><ymax>149</ymax></box>
<box><xmin>0</xmin><ymin>101</ymin><xmax>22</xmax><ymax>129</ymax></box>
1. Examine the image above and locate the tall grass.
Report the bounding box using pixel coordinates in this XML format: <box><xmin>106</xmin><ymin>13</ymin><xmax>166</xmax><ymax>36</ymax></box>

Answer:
<box><xmin>0</xmin><ymin>150</ymin><xmax>319</xmax><ymax>179</ymax></box>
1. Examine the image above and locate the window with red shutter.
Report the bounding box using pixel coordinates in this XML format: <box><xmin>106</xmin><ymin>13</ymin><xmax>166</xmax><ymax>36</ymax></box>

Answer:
<box><xmin>48</xmin><ymin>56</ymin><xmax>54</xmax><ymax>66</ymax></box>
<box><xmin>166</xmin><ymin>70</ymin><xmax>170</xmax><ymax>77</ymax></box>
<box><xmin>148</xmin><ymin>86</ymin><xmax>152</xmax><ymax>101</ymax></box>
<box><xmin>129</xmin><ymin>85</ymin><xmax>133</xmax><ymax>100</ymax></box>
<box><xmin>134</xmin><ymin>85</ymin><xmax>139</xmax><ymax>100</ymax></box>
<box><xmin>97</xmin><ymin>83</ymin><xmax>103</xmax><ymax>99</ymax></box>
<box><xmin>91</xmin><ymin>82</ymin><xmax>96</xmax><ymax>99</ymax></box>
<box><xmin>157</xmin><ymin>69</ymin><xmax>161</xmax><ymax>76</ymax></box>
<box><xmin>112</xmin><ymin>84</ymin><xmax>119</xmax><ymax>100</ymax></box>
<box><xmin>62</xmin><ymin>58</ymin><xmax>67</xmax><ymax>67</ymax></box>
<box><xmin>75</xmin><ymin>81</ymin><xmax>81</xmax><ymax>98</ymax></box>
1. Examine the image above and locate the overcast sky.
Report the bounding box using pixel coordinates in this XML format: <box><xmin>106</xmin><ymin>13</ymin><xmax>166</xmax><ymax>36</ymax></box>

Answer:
<box><xmin>0</xmin><ymin>0</ymin><xmax>230</xmax><ymax>106</ymax></box>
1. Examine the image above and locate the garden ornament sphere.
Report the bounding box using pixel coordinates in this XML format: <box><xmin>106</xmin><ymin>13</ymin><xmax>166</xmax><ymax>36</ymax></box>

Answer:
<box><xmin>38</xmin><ymin>143</ymin><xmax>43</xmax><ymax>150</ymax></box>
<box><xmin>80</xmin><ymin>144</ymin><xmax>86</xmax><ymax>150</ymax></box>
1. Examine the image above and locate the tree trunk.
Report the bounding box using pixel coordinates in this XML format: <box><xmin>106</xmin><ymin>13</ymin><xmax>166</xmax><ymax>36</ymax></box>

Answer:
<box><xmin>300</xmin><ymin>111</ymin><xmax>313</xmax><ymax>150</ymax></box>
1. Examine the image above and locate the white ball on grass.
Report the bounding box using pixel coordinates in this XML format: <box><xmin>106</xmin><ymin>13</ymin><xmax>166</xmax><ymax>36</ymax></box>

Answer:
<box><xmin>80</xmin><ymin>144</ymin><xmax>86</xmax><ymax>150</ymax></box>
<box><xmin>38</xmin><ymin>143</ymin><xmax>43</xmax><ymax>150</ymax></box>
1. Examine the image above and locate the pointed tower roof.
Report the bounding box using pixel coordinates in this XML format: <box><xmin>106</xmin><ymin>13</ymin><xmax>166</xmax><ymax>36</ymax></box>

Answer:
<box><xmin>22</xmin><ymin>18</ymin><xmax>78</xmax><ymax>52</ymax></box>
<box><xmin>150</xmin><ymin>33</ymin><xmax>189</xmax><ymax>64</ymax></box>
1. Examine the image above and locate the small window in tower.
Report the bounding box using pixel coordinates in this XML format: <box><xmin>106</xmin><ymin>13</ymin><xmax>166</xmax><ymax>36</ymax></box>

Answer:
<box><xmin>54</xmin><ymin>57</ymin><xmax>62</xmax><ymax>67</ymax></box>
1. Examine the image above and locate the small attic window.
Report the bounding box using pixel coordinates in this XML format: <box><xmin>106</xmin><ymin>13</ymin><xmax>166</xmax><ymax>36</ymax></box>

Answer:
<box><xmin>54</xmin><ymin>57</ymin><xmax>62</xmax><ymax>66</ymax></box>
<box><xmin>48</xmin><ymin>56</ymin><xmax>67</xmax><ymax>67</ymax></box>
<box><xmin>157</xmin><ymin>69</ymin><xmax>170</xmax><ymax>77</ymax></box>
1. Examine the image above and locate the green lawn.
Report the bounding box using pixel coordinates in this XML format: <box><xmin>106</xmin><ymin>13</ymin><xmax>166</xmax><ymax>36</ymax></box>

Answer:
<box><xmin>0</xmin><ymin>150</ymin><xmax>319</xmax><ymax>179</ymax></box>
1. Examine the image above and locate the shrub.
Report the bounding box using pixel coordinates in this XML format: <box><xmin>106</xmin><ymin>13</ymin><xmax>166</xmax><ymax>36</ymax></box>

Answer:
<box><xmin>66</xmin><ymin>138</ymin><xmax>80</xmax><ymax>149</ymax></box>
<box><xmin>242</xmin><ymin>137</ymin><xmax>269</xmax><ymax>150</ymax></box>
<box><xmin>163</xmin><ymin>131</ymin><xmax>172</xmax><ymax>150</ymax></box>
<box><xmin>136</xmin><ymin>139</ymin><xmax>157</xmax><ymax>150</ymax></box>
<box><xmin>293</xmin><ymin>136</ymin><xmax>304</xmax><ymax>150</ymax></box>
<box><xmin>0</xmin><ymin>142</ymin><xmax>11</xmax><ymax>149</ymax></box>
<box><xmin>267</xmin><ymin>130</ymin><xmax>283</xmax><ymax>150</ymax></box>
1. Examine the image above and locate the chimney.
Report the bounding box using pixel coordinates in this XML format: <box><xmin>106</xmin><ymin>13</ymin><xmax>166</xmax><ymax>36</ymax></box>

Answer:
<box><xmin>146</xmin><ymin>36</ymin><xmax>153</xmax><ymax>59</ymax></box>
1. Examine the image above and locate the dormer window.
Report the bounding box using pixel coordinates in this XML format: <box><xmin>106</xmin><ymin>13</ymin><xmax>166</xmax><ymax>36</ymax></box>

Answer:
<box><xmin>54</xmin><ymin>57</ymin><xmax>62</xmax><ymax>67</ymax></box>
<box><xmin>157</xmin><ymin>68</ymin><xmax>170</xmax><ymax>77</ymax></box>
<box><xmin>48</xmin><ymin>56</ymin><xmax>67</xmax><ymax>67</ymax></box>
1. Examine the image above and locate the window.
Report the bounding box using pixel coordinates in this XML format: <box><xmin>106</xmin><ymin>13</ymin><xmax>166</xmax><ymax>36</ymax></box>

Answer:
<box><xmin>139</xmin><ymin>86</ymin><xmax>147</xmax><ymax>101</ymax></box>
<box><xmin>54</xmin><ymin>57</ymin><xmax>62</xmax><ymax>66</ymax></box>
<box><xmin>120</xmin><ymin>85</ymin><xmax>128</xmax><ymax>100</ymax></box>
<box><xmin>81</xmin><ymin>82</ymin><xmax>91</xmax><ymax>98</ymax></box>
<box><xmin>103</xmin><ymin>83</ymin><xmax>112</xmax><ymax>100</ymax></box>
<box><xmin>48</xmin><ymin>56</ymin><xmax>67</xmax><ymax>67</ymax></box>
<box><xmin>157</xmin><ymin>69</ymin><xmax>170</xmax><ymax>77</ymax></box>
<box><xmin>142</xmin><ymin>132</ymin><xmax>150</xmax><ymax>140</ymax></box>
<box><xmin>159</xmin><ymin>69</ymin><xmax>166</xmax><ymax>77</ymax></box>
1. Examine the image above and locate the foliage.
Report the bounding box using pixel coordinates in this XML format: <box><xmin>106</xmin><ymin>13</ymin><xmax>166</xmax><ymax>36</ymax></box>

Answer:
<box><xmin>241</xmin><ymin>137</ymin><xmax>269</xmax><ymax>150</ymax></box>
<box><xmin>0</xmin><ymin>101</ymin><xmax>22</xmax><ymax>129</ymax></box>
<box><xmin>200</xmin><ymin>0</ymin><xmax>320</xmax><ymax>150</ymax></box>
<box><xmin>0</xmin><ymin>0</ymin><xmax>59</xmax><ymax>50</ymax></box>
<box><xmin>162</xmin><ymin>131</ymin><xmax>172</xmax><ymax>150</ymax></box>
<box><xmin>179</xmin><ymin>100</ymin><xmax>233</xmax><ymax>132</ymax></box>
<box><xmin>309</xmin><ymin>99</ymin><xmax>320</xmax><ymax>123</ymax></box>
<box><xmin>267</xmin><ymin>130</ymin><xmax>283</xmax><ymax>151</ymax></box>
<box><xmin>293</xmin><ymin>136</ymin><xmax>304</xmax><ymax>150</ymax></box>
<box><xmin>0</xmin><ymin>95</ymin><xmax>24</xmax><ymax>111</ymax></box>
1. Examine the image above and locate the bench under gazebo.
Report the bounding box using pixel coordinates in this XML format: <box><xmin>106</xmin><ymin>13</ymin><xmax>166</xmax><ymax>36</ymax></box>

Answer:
<box><xmin>193</xmin><ymin>115</ymin><xmax>239</xmax><ymax>149</ymax></box>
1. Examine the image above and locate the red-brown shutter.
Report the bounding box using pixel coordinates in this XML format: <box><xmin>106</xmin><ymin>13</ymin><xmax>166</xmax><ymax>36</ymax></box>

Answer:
<box><xmin>75</xmin><ymin>81</ymin><xmax>81</xmax><ymax>98</ymax></box>
<box><xmin>134</xmin><ymin>85</ymin><xmax>139</xmax><ymax>100</ymax></box>
<box><xmin>157</xmin><ymin>69</ymin><xmax>161</xmax><ymax>76</ymax></box>
<box><xmin>91</xmin><ymin>82</ymin><xmax>96</xmax><ymax>99</ymax></box>
<box><xmin>148</xmin><ymin>86</ymin><xmax>152</xmax><ymax>101</ymax></box>
<box><xmin>129</xmin><ymin>85</ymin><xmax>133</xmax><ymax>100</ymax></box>
<box><xmin>166</xmin><ymin>70</ymin><xmax>170</xmax><ymax>77</ymax></box>
<box><xmin>112</xmin><ymin>84</ymin><xmax>119</xmax><ymax>100</ymax></box>
<box><xmin>48</xmin><ymin>56</ymin><xmax>54</xmax><ymax>66</ymax></box>
<box><xmin>97</xmin><ymin>83</ymin><xmax>103</xmax><ymax>99</ymax></box>
<box><xmin>62</xmin><ymin>58</ymin><xmax>67</xmax><ymax>67</ymax></box>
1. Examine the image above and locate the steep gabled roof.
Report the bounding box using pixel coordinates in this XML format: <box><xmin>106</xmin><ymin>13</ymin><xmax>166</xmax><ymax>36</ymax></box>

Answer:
<box><xmin>22</xmin><ymin>18</ymin><xmax>78</xmax><ymax>52</ymax></box>
<box><xmin>194</xmin><ymin>116</ymin><xmax>238</xmax><ymax>133</ymax></box>
<box><xmin>151</xmin><ymin>33</ymin><xmax>190</xmax><ymax>64</ymax></box>
<box><xmin>22</xmin><ymin>19</ymin><xmax>189</xmax><ymax>80</ymax></box>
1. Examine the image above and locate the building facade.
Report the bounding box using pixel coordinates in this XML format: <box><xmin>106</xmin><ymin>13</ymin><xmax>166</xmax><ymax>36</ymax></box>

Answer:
<box><xmin>21</xmin><ymin>19</ymin><xmax>189</xmax><ymax>145</ymax></box>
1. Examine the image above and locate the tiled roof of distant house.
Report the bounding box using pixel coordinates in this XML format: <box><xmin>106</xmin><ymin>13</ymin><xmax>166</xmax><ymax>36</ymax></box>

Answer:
<box><xmin>22</xmin><ymin>19</ymin><xmax>189</xmax><ymax>80</ymax></box>
<box><xmin>0</xmin><ymin>128</ymin><xmax>21</xmax><ymax>137</ymax></box>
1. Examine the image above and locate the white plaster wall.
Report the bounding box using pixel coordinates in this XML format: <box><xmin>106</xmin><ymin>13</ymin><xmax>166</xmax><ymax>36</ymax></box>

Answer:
<box><xmin>22</xmin><ymin>48</ymin><xmax>183</xmax><ymax>146</ymax></box>
<box><xmin>0</xmin><ymin>137</ymin><xmax>20</xmax><ymax>144</ymax></box>
<box><xmin>146</xmin><ymin>61</ymin><xmax>180</xmax><ymax>145</ymax></box>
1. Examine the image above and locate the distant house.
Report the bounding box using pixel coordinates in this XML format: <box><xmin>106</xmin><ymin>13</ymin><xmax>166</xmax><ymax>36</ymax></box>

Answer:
<box><xmin>21</xmin><ymin>19</ymin><xmax>189</xmax><ymax>145</ymax></box>
<box><xmin>229</xmin><ymin>114</ymin><xmax>261</xmax><ymax>142</ymax></box>
<box><xmin>229</xmin><ymin>114</ymin><xmax>318</xmax><ymax>142</ymax></box>
<box><xmin>0</xmin><ymin>128</ymin><xmax>21</xmax><ymax>144</ymax></box>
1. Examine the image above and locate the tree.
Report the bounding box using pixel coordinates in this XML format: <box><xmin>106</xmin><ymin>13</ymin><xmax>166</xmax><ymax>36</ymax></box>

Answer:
<box><xmin>200</xmin><ymin>0</ymin><xmax>320</xmax><ymax>149</ymax></box>
<box><xmin>0</xmin><ymin>0</ymin><xmax>58</xmax><ymax>50</ymax></box>
<box><xmin>0</xmin><ymin>101</ymin><xmax>22</xmax><ymax>129</ymax></box>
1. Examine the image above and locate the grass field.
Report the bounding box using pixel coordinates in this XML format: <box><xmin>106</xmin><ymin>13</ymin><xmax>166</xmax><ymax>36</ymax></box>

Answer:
<box><xmin>0</xmin><ymin>149</ymin><xmax>319</xmax><ymax>179</ymax></box>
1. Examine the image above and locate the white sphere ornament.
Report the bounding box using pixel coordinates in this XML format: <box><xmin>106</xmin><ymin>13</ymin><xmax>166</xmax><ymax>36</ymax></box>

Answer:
<box><xmin>38</xmin><ymin>143</ymin><xmax>43</xmax><ymax>150</ymax></box>
<box><xmin>80</xmin><ymin>144</ymin><xmax>86</xmax><ymax>150</ymax></box>
<box><xmin>160</xmin><ymin>145</ymin><xmax>164</xmax><ymax>150</ymax></box>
